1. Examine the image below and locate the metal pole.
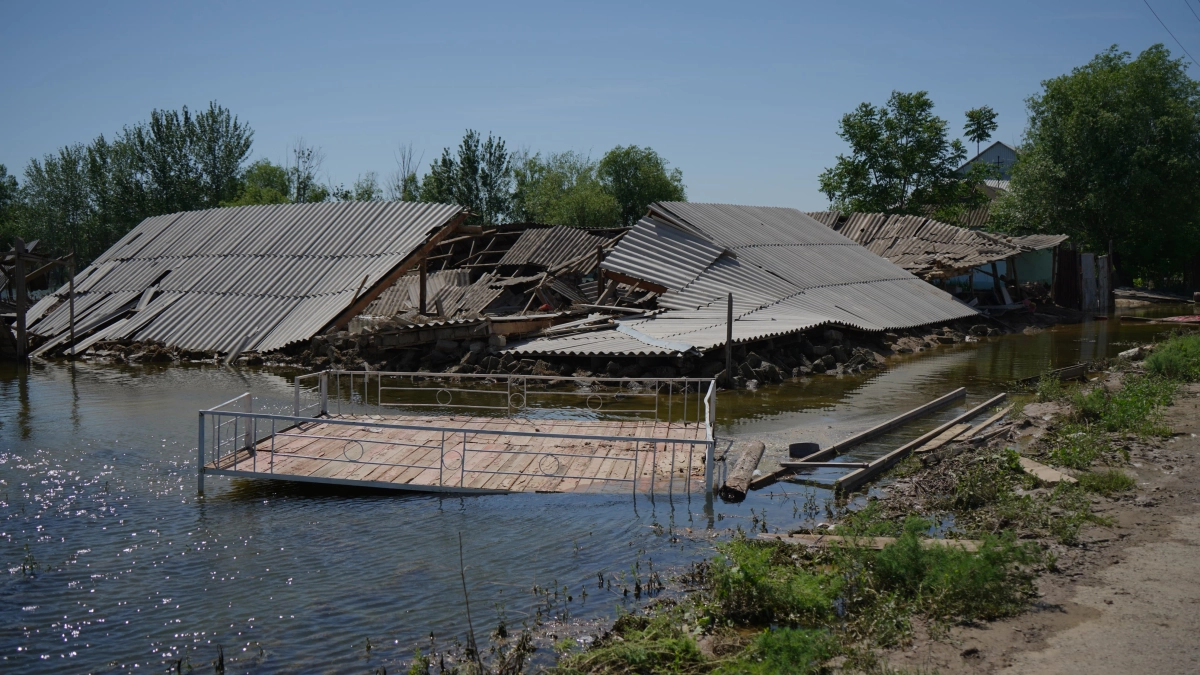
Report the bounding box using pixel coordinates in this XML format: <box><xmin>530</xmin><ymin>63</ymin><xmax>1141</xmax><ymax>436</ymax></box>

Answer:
<box><xmin>197</xmin><ymin>412</ymin><xmax>206</xmax><ymax>496</ymax></box>
<box><xmin>243</xmin><ymin>394</ymin><xmax>252</xmax><ymax>449</ymax></box>
<box><xmin>68</xmin><ymin>251</ymin><xmax>76</xmax><ymax>358</ymax></box>
<box><xmin>13</xmin><ymin>238</ymin><xmax>27</xmax><ymax>359</ymax></box>
<box><xmin>461</xmin><ymin>431</ymin><xmax>467</xmax><ymax>487</ymax></box>
<box><xmin>293</xmin><ymin>376</ymin><xmax>301</xmax><ymax>416</ymax></box>
<box><xmin>725</xmin><ymin>293</ymin><xmax>733</xmax><ymax>384</ymax></box>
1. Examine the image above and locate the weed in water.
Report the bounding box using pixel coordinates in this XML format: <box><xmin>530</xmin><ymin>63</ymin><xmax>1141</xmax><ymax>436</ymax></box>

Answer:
<box><xmin>408</xmin><ymin>648</ymin><xmax>432</xmax><ymax>675</ymax></box>
<box><xmin>1078</xmin><ymin>469</ymin><xmax>1136</xmax><ymax>495</ymax></box>
<box><xmin>1145</xmin><ymin>333</ymin><xmax>1200</xmax><ymax>381</ymax></box>
<box><xmin>714</xmin><ymin>628</ymin><xmax>834</xmax><ymax>675</ymax></box>
<box><xmin>836</xmin><ymin>501</ymin><xmax>904</xmax><ymax>537</ymax></box>
<box><xmin>555</xmin><ymin>611</ymin><xmax>707</xmax><ymax>675</ymax></box>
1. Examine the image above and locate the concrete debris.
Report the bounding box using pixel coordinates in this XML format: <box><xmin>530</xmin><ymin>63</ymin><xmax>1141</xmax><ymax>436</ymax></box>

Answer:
<box><xmin>1018</xmin><ymin>457</ymin><xmax>1078</xmax><ymax>485</ymax></box>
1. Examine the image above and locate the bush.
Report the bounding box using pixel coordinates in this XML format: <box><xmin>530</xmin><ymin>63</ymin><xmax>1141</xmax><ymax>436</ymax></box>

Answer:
<box><xmin>709</xmin><ymin>541</ymin><xmax>843</xmax><ymax>625</ymax></box>
<box><xmin>1071</xmin><ymin>374</ymin><xmax>1174</xmax><ymax>436</ymax></box>
<box><xmin>868</xmin><ymin>521</ymin><xmax>1036</xmax><ymax>621</ymax></box>
<box><xmin>557</xmin><ymin>612</ymin><xmax>707</xmax><ymax>675</ymax></box>
<box><xmin>1146</xmin><ymin>334</ymin><xmax>1200</xmax><ymax>381</ymax></box>
<box><xmin>1035</xmin><ymin>374</ymin><xmax>1068</xmax><ymax>402</ymax></box>
<box><xmin>1045</xmin><ymin>422</ymin><xmax>1108</xmax><ymax>469</ymax></box>
<box><xmin>1078</xmin><ymin>469</ymin><xmax>1136</xmax><ymax>495</ymax></box>
<box><xmin>715</xmin><ymin>628</ymin><xmax>834</xmax><ymax>675</ymax></box>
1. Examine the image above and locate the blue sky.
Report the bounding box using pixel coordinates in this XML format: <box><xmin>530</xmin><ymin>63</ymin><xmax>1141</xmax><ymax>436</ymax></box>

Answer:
<box><xmin>2</xmin><ymin>1</ymin><xmax>1197</xmax><ymax>210</ymax></box>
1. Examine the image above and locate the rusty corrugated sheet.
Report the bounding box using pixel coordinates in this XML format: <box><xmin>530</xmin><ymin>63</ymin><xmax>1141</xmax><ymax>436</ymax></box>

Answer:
<box><xmin>27</xmin><ymin>202</ymin><xmax>464</xmax><ymax>353</ymax></box>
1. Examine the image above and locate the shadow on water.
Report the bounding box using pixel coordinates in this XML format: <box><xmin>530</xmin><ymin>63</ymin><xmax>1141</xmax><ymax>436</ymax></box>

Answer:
<box><xmin>0</xmin><ymin>304</ymin><xmax>1194</xmax><ymax>673</ymax></box>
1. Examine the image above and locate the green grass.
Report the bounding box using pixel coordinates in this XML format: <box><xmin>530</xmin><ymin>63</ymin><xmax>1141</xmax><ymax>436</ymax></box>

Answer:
<box><xmin>1045</xmin><ymin>422</ymin><xmax>1110</xmax><ymax>469</ymax></box>
<box><xmin>837</xmin><ymin>501</ymin><xmax>904</xmax><ymax>537</ymax></box>
<box><xmin>555</xmin><ymin>612</ymin><xmax>708</xmax><ymax>675</ymax></box>
<box><xmin>1145</xmin><ymin>334</ymin><xmax>1200</xmax><ymax>381</ymax></box>
<box><xmin>714</xmin><ymin>628</ymin><xmax>834</xmax><ymax>675</ymax></box>
<box><xmin>865</xmin><ymin>520</ymin><xmax>1036</xmax><ymax>621</ymax></box>
<box><xmin>1072</xmin><ymin>374</ymin><xmax>1174</xmax><ymax>435</ymax></box>
<box><xmin>709</xmin><ymin>540</ymin><xmax>843</xmax><ymax>626</ymax></box>
<box><xmin>1035</xmin><ymin>374</ymin><xmax>1068</xmax><ymax>402</ymax></box>
<box><xmin>1078</xmin><ymin>469</ymin><xmax>1136</xmax><ymax>495</ymax></box>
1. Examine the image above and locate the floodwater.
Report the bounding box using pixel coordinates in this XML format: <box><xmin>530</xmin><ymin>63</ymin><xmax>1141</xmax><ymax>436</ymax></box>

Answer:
<box><xmin>1</xmin><ymin>305</ymin><xmax>1193</xmax><ymax>673</ymax></box>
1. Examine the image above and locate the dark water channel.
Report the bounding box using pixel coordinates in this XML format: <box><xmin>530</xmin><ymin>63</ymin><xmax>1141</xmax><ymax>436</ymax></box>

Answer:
<box><xmin>1</xmin><ymin>305</ymin><xmax>1192</xmax><ymax>673</ymax></box>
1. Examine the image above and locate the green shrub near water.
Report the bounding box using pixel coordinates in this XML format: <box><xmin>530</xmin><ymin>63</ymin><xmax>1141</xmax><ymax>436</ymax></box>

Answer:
<box><xmin>714</xmin><ymin>628</ymin><xmax>834</xmax><ymax>675</ymax></box>
<box><xmin>866</xmin><ymin>520</ymin><xmax>1036</xmax><ymax>621</ymax></box>
<box><xmin>709</xmin><ymin>540</ymin><xmax>844</xmax><ymax>626</ymax></box>
<box><xmin>1073</xmin><ymin>374</ymin><xmax>1174</xmax><ymax>435</ymax></box>
<box><xmin>1146</xmin><ymin>334</ymin><xmax>1200</xmax><ymax>381</ymax></box>
<box><xmin>555</xmin><ymin>612</ymin><xmax>707</xmax><ymax>675</ymax></box>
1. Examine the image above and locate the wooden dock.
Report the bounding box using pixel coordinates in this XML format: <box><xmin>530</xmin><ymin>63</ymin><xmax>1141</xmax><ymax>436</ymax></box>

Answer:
<box><xmin>203</xmin><ymin>413</ymin><xmax>711</xmax><ymax>494</ymax></box>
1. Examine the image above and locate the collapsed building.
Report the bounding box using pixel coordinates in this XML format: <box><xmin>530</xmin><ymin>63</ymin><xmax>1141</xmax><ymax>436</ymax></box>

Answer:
<box><xmin>26</xmin><ymin>201</ymin><xmax>1001</xmax><ymax>387</ymax></box>
<box><xmin>804</xmin><ymin>211</ymin><xmax>1069</xmax><ymax>308</ymax></box>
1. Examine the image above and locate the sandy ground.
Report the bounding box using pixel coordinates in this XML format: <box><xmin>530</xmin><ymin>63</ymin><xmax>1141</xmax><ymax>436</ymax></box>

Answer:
<box><xmin>884</xmin><ymin>382</ymin><xmax>1200</xmax><ymax>674</ymax></box>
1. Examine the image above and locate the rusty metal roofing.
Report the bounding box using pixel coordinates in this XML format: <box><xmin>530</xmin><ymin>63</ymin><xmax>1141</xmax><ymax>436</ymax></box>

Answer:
<box><xmin>26</xmin><ymin>201</ymin><xmax>464</xmax><ymax>354</ymax></box>
<box><xmin>507</xmin><ymin>202</ymin><xmax>975</xmax><ymax>357</ymax></box>
<box><xmin>496</xmin><ymin>225</ymin><xmax>609</xmax><ymax>268</ymax></box>
<box><xmin>806</xmin><ymin>211</ymin><xmax>1036</xmax><ymax>279</ymax></box>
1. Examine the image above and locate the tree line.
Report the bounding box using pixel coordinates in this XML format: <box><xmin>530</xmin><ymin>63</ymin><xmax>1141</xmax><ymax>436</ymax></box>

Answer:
<box><xmin>0</xmin><ymin>109</ymin><xmax>685</xmax><ymax>266</ymax></box>
<box><xmin>820</xmin><ymin>43</ymin><xmax>1200</xmax><ymax>287</ymax></box>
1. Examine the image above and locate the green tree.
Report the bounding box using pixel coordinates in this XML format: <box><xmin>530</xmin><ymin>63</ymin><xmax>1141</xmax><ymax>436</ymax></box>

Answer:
<box><xmin>287</xmin><ymin>139</ymin><xmax>326</xmax><ymax>203</ymax></box>
<box><xmin>991</xmin><ymin>45</ymin><xmax>1200</xmax><ymax>283</ymax></box>
<box><xmin>596</xmin><ymin>145</ymin><xmax>685</xmax><ymax>226</ymax></box>
<box><xmin>0</xmin><ymin>164</ymin><xmax>22</xmax><ymax>249</ymax></box>
<box><xmin>818</xmin><ymin>91</ymin><xmax>985</xmax><ymax>222</ymax></box>
<box><xmin>223</xmin><ymin>159</ymin><xmax>290</xmax><ymax>206</ymax></box>
<box><xmin>419</xmin><ymin>130</ymin><xmax>513</xmax><ymax>224</ymax></box>
<box><xmin>963</xmin><ymin>106</ymin><xmax>999</xmax><ymax>156</ymax></box>
<box><xmin>511</xmin><ymin>151</ymin><xmax>620</xmax><ymax>227</ymax></box>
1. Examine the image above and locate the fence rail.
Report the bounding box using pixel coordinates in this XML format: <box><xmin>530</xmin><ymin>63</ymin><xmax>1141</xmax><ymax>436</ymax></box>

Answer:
<box><xmin>198</xmin><ymin>372</ymin><xmax>716</xmax><ymax>497</ymax></box>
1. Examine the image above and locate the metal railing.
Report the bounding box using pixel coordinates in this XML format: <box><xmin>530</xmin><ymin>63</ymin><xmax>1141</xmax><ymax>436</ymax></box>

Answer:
<box><xmin>198</xmin><ymin>373</ymin><xmax>717</xmax><ymax>497</ymax></box>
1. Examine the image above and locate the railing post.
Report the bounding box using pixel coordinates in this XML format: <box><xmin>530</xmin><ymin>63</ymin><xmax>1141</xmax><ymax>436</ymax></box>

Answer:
<box><xmin>243</xmin><ymin>394</ymin><xmax>253</xmax><ymax>449</ymax></box>
<box><xmin>197</xmin><ymin>412</ymin><xmax>206</xmax><ymax>496</ymax></box>
<box><xmin>461</xmin><ymin>431</ymin><xmax>467</xmax><ymax>487</ymax></box>
<box><xmin>705</xmin><ymin>442</ymin><xmax>715</xmax><ymax>495</ymax></box>
<box><xmin>319</xmin><ymin>372</ymin><xmax>328</xmax><ymax>416</ymax></box>
<box><xmin>294</xmin><ymin>376</ymin><xmax>301</xmax><ymax>416</ymax></box>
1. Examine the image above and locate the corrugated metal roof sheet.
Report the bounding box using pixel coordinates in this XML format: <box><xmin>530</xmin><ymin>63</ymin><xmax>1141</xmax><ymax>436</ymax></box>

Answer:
<box><xmin>805</xmin><ymin>211</ymin><xmax>1035</xmax><ymax>279</ymax></box>
<box><xmin>508</xmin><ymin>202</ymin><xmax>976</xmax><ymax>357</ymax></box>
<box><xmin>27</xmin><ymin>201</ymin><xmax>464</xmax><ymax>353</ymax></box>
<box><xmin>496</xmin><ymin>225</ymin><xmax>609</xmax><ymax>268</ymax></box>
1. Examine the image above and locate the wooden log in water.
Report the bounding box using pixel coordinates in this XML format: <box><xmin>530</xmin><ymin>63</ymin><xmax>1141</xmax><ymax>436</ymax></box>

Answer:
<box><xmin>719</xmin><ymin>440</ymin><xmax>765</xmax><ymax>502</ymax></box>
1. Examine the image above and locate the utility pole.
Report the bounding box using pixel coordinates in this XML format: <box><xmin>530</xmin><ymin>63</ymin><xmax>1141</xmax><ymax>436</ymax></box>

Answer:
<box><xmin>725</xmin><ymin>293</ymin><xmax>733</xmax><ymax>384</ymax></box>
<box><xmin>13</xmin><ymin>238</ymin><xmax>27</xmax><ymax>359</ymax></box>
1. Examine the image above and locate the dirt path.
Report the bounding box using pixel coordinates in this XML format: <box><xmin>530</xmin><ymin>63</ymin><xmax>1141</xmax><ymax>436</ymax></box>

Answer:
<box><xmin>885</xmin><ymin>382</ymin><xmax>1200</xmax><ymax>674</ymax></box>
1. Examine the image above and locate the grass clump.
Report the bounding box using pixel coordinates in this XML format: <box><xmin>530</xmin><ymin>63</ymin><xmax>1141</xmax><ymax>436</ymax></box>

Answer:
<box><xmin>837</xmin><ymin>501</ymin><xmax>904</xmax><ymax>537</ymax></box>
<box><xmin>709</xmin><ymin>540</ymin><xmax>843</xmax><ymax>626</ymax></box>
<box><xmin>714</xmin><ymin>628</ymin><xmax>834</xmax><ymax>675</ymax></box>
<box><xmin>1073</xmin><ymin>374</ymin><xmax>1174</xmax><ymax>435</ymax></box>
<box><xmin>1145</xmin><ymin>333</ymin><xmax>1200</xmax><ymax>381</ymax></box>
<box><xmin>1078</xmin><ymin>469</ymin><xmax>1136</xmax><ymax>495</ymax></box>
<box><xmin>556</xmin><ymin>611</ymin><xmax>707</xmax><ymax>675</ymax></box>
<box><xmin>1045</xmin><ymin>422</ymin><xmax>1110</xmax><ymax>469</ymax></box>
<box><xmin>1035</xmin><ymin>374</ymin><xmax>1068</xmax><ymax>402</ymax></box>
<box><xmin>866</xmin><ymin>519</ymin><xmax>1036</xmax><ymax>621</ymax></box>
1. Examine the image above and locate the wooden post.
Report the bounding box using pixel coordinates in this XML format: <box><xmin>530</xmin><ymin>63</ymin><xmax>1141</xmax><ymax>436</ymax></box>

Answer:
<box><xmin>68</xmin><ymin>251</ymin><xmax>76</xmax><ymax>358</ymax></box>
<box><xmin>725</xmin><ymin>293</ymin><xmax>733</xmax><ymax>384</ymax></box>
<box><xmin>419</xmin><ymin>257</ymin><xmax>428</xmax><ymax>315</ymax></box>
<box><xmin>1008</xmin><ymin>256</ymin><xmax>1022</xmax><ymax>300</ymax></box>
<box><xmin>719</xmin><ymin>440</ymin><xmax>765</xmax><ymax>502</ymax></box>
<box><xmin>13</xmin><ymin>237</ymin><xmax>26</xmax><ymax>359</ymax></box>
<box><xmin>990</xmin><ymin>262</ymin><xmax>1004</xmax><ymax>304</ymax></box>
<box><xmin>596</xmin><ymin>245</ymin><xmax>604</xmax><ymax>285</ymax></box>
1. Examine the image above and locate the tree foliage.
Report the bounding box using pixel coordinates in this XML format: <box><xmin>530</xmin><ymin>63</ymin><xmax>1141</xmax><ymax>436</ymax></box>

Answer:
<box><xmin>222</xmin><ymin>159</ymin><xmax>290</xmax><ymax>206</ymax></box>
<box><xmin>819</xmin><ymin>91</ymin><xmax>987</xmax><ymax>223</ymax></box>
<box><xmin>511</xmin><ymin>151</ymin><xmax>620</xmax><ymax>227</ymax></box>
<box><xmin>419</xmin><ymin>130</ymin><xmax>513</xmax><ymax>224</ymax></box>
<box><xmin>596</xmin><ymin>145</ymin><xmax>685</xmax><ymax>226</ymax></box>
<box><xmin>963</xmin><ymin>105</ymin><xmax>999</xmax><ymax>156</ymax></box>
<box><xmin>990</xmin><ymin>45</ymin><xmax>1200</xmax><ymax>282</ymax></box>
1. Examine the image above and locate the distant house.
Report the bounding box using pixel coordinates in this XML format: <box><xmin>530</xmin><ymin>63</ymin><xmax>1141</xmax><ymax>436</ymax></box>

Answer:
<box><xmin>959</xmin><ymin>141</ymin><xmax>1017</xmax><ymax>181</ymax></box>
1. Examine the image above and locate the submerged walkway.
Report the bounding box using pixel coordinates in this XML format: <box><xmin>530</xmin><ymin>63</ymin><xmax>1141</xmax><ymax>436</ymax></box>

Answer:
<box><xmin>204</xmin><ymin>413</ymin><xmax>710</xmax><ymax>494</ymax></box>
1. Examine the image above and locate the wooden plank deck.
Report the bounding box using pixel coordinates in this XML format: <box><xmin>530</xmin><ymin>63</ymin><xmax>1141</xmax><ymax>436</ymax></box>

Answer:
<box><xmin>204</xmin><ymin>413</ymin><xmax>710</xmax><ymax>494</ymax></box>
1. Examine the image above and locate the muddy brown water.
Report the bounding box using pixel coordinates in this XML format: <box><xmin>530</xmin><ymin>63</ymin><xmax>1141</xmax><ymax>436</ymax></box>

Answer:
<box><xmin>1</xmin><ymin>305</ymin><xmax>1193</xmax><ymax>673</ymax></box>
